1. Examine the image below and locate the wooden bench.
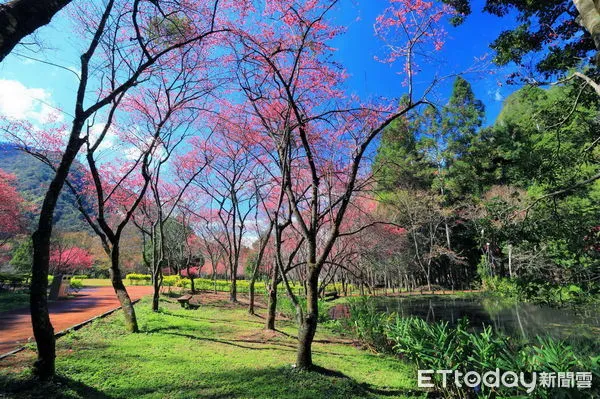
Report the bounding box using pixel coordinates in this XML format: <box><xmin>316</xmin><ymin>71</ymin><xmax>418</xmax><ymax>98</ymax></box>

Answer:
<box><xmin>176</xmin><ymin>294</ymin><xmax>199</xmax><ymax>309</ymax></box>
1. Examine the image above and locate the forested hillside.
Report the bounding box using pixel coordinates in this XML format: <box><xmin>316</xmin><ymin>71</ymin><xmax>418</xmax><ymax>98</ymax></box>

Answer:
<box><xmin>0</xmin><ymin>143</ymin><xmax>89</xmax><ymax>232</ymax></box>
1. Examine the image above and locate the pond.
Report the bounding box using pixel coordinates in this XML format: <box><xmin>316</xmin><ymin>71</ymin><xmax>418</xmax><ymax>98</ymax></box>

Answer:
<box><xmin>372</xmin><ymin>295</ymin><xmax>600</xmax><ymax>343</ymax></box>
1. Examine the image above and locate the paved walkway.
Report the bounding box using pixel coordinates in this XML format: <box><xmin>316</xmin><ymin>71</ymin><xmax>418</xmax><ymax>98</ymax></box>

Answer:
<box><xmin>0</xmin><ymin>286</ymin><xmax>153</xmax><ymax>355</ymax></box>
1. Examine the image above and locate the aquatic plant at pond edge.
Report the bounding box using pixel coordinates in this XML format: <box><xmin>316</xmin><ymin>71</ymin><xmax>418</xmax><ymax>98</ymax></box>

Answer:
<box><xmin>275</xmin><ymin>295</ymin><xmax>332</xmax><ymax>324</ymax></box>
<box><xmin>340</xmin><ymin>298</ymin><xmax>600</xmax><ymax>398</ymax></box>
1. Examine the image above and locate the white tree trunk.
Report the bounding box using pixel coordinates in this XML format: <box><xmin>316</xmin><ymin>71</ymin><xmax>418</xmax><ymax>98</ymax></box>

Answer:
<box><xmin>574</xmin><ymin>0</ymin><xmax>600</xmax><ymax>50</ymax></box>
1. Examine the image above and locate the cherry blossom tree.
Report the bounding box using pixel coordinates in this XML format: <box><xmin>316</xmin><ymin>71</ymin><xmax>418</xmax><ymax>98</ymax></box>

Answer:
<box><xmin>174</xmin><ymin>216</ymin><xmax>205</xmax><ymax>294</ymax></box>
<box><xmin>191</xmin><ymin>209</ymin><xmax>226</xmax><ymax>292</ymax></box>
<box><xmin>235</xmin><ymin>0</ymin><xmax>453</xmax><ymax>369</ymax></box>
<box><xmin>81</xmin><ymin>36</ymin><xmax>225</xmax><ymax>314</ymax></box>
<box><xmin>219</xmin><ymin>110</ymin><xmax>302</xmax><ymax>326</ymax></box>
<box><xmin>189</xmin><ymin>121</ymin><xmax>260</xmax><ymax>303</ymax></box>
<box><xmin>2</xmin><ymin>0</ymin><xmax>250</xmax><ymax>378</ymax></box>
<box><xmin>122</xmin><ymin>58</ymin><xmax>215</xmax><ymax>311</ymax></box>
<box><xmin>133</xmin><ymin>142</ymin><xmax>210</xmax><ymax>311</ymax></box>
<box><xmin>0</xmin><ymin>0</ymin><xmax>458</xmax><ymax>377</ymax></box>
<box><xmin>48</xmin><ymin>243</ymin><xmax>93</xmax><ymax>275</ymax></box>
<box><xmin>0</xmin><ymin>169</ymin><xmax>26</xmax><ymax>252</ymax></box>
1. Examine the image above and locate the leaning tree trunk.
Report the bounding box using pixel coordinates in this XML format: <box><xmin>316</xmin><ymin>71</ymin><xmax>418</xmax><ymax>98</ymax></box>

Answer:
<box><xmin>248</xmin><ymin>253</ymin><xmax>265</xmax><ymax>315</ymax></box>
<box><xmin>296</xmin><ymin>268</ymin><xmax>319</xmax><ymax>370</ymax></box>
<box><xmin>0</xmin><ymin>0</ymin><xmax>72</xmax><ymax>62</ymax></box>
<box><xmin>30</xmin><ymin>133</ymin><xmax>84</xmax><ymax>379</ymax></box>
<box><xmin>110</xmin><ymin>244</ymin><xmax>139</xmax><ymax>332</ymax></box>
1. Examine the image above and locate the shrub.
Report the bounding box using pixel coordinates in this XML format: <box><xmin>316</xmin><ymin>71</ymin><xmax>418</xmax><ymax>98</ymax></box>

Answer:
<box><xmin>0</xmin><ymin>273</ymin><xmax>31</xmax><ymax>287</ymax></box>
<box><xmin>483</xmin><ymin>277</ymin><xmax>588</xmax><ymax>305</ymax></box>
<box><xmin>482</xmin><ymin>276</ymin><xmax>520</xmax><ymax>299</ymax></box>
<box><xmin>321</xmin><ymin>282</ymin><xmax>357</xmax><ymax>295</ymax></box>
<box><xmin>162</xmin><ymin>275</ymin><xmax>180</xmax><ymax>287</ymax></box>
<box><xmin>69</xmin><ymin>278</ymin><xmax>83</xmax><ymax>293</ymax></box>
<box><xmin>176</xmin><ymin>277</ymin><xmax>191</xmax><ymax>288</ymax></box>
<box><xmin>126</xmin><ymin>273</ymin><xmax>151</xmax><ymax>285</ymax></box>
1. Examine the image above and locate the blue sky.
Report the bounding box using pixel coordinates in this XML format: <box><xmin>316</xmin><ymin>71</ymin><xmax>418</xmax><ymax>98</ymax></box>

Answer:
<box><xmin>331</xmin><ymin>0</ymin><xmax>517</xmax><ymax>125</ymax></box>
<box><xmin>0</xmin><ymin>0</ymin><xmax>517</xmax><ymax>129</ymax></box>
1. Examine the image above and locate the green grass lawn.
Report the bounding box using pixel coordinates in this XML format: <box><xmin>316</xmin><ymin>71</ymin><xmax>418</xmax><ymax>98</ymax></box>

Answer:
<box><xmin>0</xmin><ymin>291</ymin><xmax>29</xmax><ymax>313</ymax></box>
<box><xmin>0</xmin><ymin>295</ymin><xmax>424</xmax><ymax>399</ymax></box>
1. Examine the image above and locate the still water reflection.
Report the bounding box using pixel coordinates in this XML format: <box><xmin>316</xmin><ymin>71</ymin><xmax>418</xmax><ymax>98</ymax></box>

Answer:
<box><xmin>372</xmin><ymin>296</ymin><xmax>600</xmax><ymax>342</ymax></box>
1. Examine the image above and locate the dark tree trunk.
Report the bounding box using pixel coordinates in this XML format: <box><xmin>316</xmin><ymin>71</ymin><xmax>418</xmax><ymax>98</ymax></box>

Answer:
<box><xmin>212</xmin><ymin>265</ymin><xmax>217</xmax><ymax>293</ymax></box>
<box><xmin>190</xmin><ymin>274</ymin><xmax>195</xmax><ymax>294</ymax></box>
<box><xmin>296</xmin><ymin>269</ymin><xmax>319</xmax><ymax>370</ymax></box>
<box><xmin>152</xmin><ymin>290</ymin><xmax>159</xmax><ymax>311</ymax></box>
<box><xmin>229</xmin><ymin>270</ymin><xmax>237</xmax><ymax>302</ymax></box>
<box><xmin>151</xmin><ymin>270</ymin><xmax>161</xmax><ymax>312</ymax></box>
<box><xmin>265</xmin><ymin>270</ymin><xmax>278</xmax><ymax>330</ymax></box>
<box><xmin>30</xmin><ymin>231</ymin><xmax>55</xmax><ymax>380</ymax></box>
<box><xmin>30</xmin><ymin>133</ymin><xmax>84</xmax><ymax>379</ymax></box>
<box><xmin>110</xmin><ymin>245</ymin><xmax>138</xmax><ymax>332</ymax></box>
<box><xmin>0</xmin><ymin>0</ymin><xmax>71</xmax><ymax>62</ymax></box>
<box><xmin>151</xmin><ymin>252</ymin><xmax>163</xmax><ymax>312</ymax></box>
<box><xmin>248</xmin><ymin>278</ymin><xmax>256</xmax><ymax>315</ymax></box>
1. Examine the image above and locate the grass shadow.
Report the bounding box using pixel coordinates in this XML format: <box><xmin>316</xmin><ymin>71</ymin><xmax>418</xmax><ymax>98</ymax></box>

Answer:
<box><xmin>160</xmin><ymin>331</ymin><xmax>297</xmax><ymax>352</ymax></box>
<box><xmin>1</xmin><ymin>364</ymin><xmax>425</xmax><ymax>399</ymax></box>
<box><xmin>190</xmin><ymin>366</ymin><xmax>424</xmax><ymax>399</ymax></box>
<box><xmin>0</xmin><ymin>374</ymin><xmax>112</xmax><ymax>399</ymax></box>
<box><xmin>310</xmin><ymin>365</ymin><xmax>424</xmax><ymax>397</ymax></box>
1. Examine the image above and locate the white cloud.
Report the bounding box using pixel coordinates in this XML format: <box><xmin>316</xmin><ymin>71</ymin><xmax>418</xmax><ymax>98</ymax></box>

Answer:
<box><xmin>88</xmin><ymin>123</ymin><xmax>117</xmax><ymax>151</ymax></box>
<box><xmin>494</xmin><ymin>89</ymin><xmax>504</xmax><ymax>102</ymax></box>
<box><xmin>487</xmin><ymin>87</ymin><xmax>504</xmax><ymax>102</ymax></box>
<box><xmin>122</xmin><ymin>132</ymin><xmax>168</xmax><ymax>161</ymax></box>
<box><xmin>124</xmin><ymin>145</ymin><xmax>142</xmax><ymax>160</ymax></box>
<box><xmin>0</xmin><ymin>79</ymin><xmax>63</xmax><ymax>123</ymax></box>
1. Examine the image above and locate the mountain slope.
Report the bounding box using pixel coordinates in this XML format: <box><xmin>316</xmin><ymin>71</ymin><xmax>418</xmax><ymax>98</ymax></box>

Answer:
<box><xmin>0</xmin><ymin>143</ymin><xmax>90</xmax><ymax>232</ymax></box>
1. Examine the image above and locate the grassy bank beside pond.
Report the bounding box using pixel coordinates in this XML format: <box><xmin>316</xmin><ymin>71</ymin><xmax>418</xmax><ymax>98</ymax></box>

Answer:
<box><xmin>0</xmin><ymin>294</ymin><xmax>423</xmax><ymax>399</ymax></box>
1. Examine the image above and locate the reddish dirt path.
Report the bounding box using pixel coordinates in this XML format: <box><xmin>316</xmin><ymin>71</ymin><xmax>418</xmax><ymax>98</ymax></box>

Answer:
<box><xmin>0</xmin><ymin>286</ymin><xmax>153</xmax><ymax>355</ymax></box>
